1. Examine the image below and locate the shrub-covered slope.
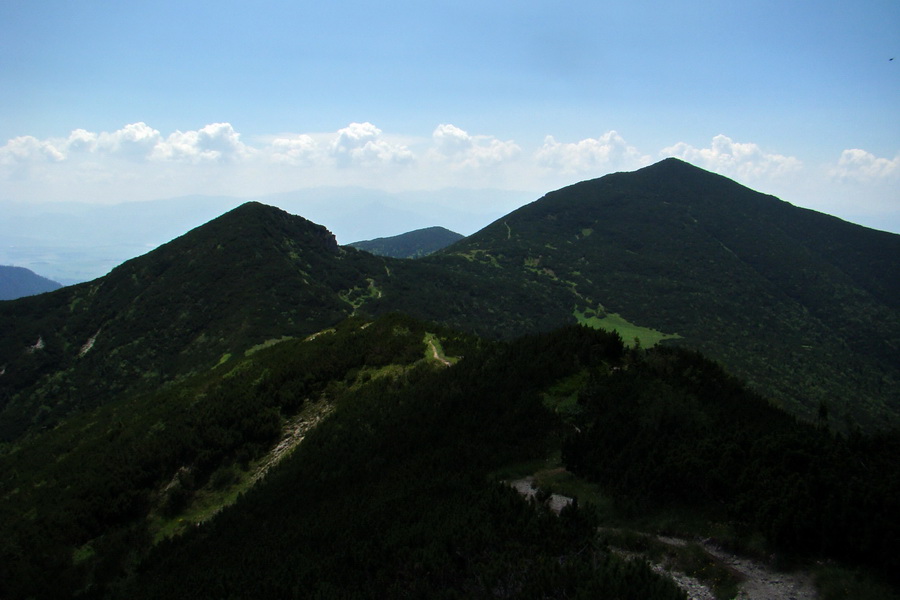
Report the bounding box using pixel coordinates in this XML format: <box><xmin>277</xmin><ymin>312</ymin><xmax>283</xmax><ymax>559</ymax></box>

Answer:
<box><xmin>3</xmin><ymin>310</ymin><xmax>899</xmax><ymax>598</ymax></box>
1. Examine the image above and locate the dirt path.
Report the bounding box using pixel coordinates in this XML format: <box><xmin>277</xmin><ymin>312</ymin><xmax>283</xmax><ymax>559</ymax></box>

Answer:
<box><xmin>700</xmin><ymin>541</ymin><xmax>817</xmax><ymax>600</ymax></box>
<box><xmin>509</xmin><ymin>473</ymin><xmax>819</xmax><ymax>600</ymax></box>
<box><xmin>428</xmin><ymin>339</ymin><xmax>452</xmax><ymax>367</ymax></box>
<box><xmin>648</xmin><ymin>564</ymin><xmax>717</xmax><ymax>600</ymax></box>
<box><xmin>645</xmin><ymin>536</ymin><xmax>817</xmax><ymax>600</ymax></box>
<box><xmin>252</xmin><ymin>402</ymin><xmax>334</xmax><ymax>482</ymax></box>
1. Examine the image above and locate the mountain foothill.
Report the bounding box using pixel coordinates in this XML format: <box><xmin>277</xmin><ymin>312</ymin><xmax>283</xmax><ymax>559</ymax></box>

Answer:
<box><xmin>0</xmin><ymin>158</ymin><xmax>898</xmax><ymax>599</ymax></box>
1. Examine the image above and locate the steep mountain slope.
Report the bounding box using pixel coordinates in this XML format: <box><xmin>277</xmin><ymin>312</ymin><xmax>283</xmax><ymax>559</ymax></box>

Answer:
<box><xmin>349</xmin><ymin>226</ymin><xmax>464</xmax><ymax>258</ymax></box>
<box><xmin>0</xmin><ymin>265</ymin><xmax>62</xmax><ymax>300</ymax></box>
<box><xmin>0</xmin><ymin>203</ymin><xmax>390</xmax><ymax>439</ymax></box>
<box><xmin>424</xmin><ymin>158</ymin><xmax>900</xmax><ymax>427</ymax></box>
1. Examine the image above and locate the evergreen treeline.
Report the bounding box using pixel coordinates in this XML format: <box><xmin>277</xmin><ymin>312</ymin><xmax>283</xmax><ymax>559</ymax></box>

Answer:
<box><xmin>563</xmin><ymin>346</ymin><xmax>900</xmax><ymax>583</ymax></box>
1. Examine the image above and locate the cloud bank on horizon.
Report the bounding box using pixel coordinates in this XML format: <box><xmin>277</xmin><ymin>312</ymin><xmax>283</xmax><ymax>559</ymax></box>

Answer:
<box><xmin>2</xmin><ymin>120</ymin><xmax>898</xmax><ymax>233</ymax></box>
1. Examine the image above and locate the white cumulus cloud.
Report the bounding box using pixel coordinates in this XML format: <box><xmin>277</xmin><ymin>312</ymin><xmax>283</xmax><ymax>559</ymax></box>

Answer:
<box><xmin>331</xmin><ymin>122</ymin><xmax>413</xmax><ymax>167</ymax></box>
<box><xmin>54</xmin><ymin>123</ymin><xmax>163</xmax><ymax>159</ymax></box>
<box><xmin>152</xmin><ymin>122</ymin><xmax>251</xmax><ymax>163</ymax></box>
<box><xmin>535</xmin><ymin>131</ymin><xmax>650</xmax><ymax>174</ymax></box>
<box><xmin>96</xmin><ymin>122</ymin><xmax>162</xmax><ymax>157</ymax></box>
<box><xmin>0</xmin><ymin>135</ymin><xmax>65</xmax><ymax>164</ymax></box>
<box><xmin>662</xmin><ymin>134</ymin><xmax>802</xmax><ymax>180</ymax></box>
<box><xmin>829</xmin><ymin>149</ymin><xmax>900</xmax><ymax>181</ymax></box>
<box><xmin>432</xmin><ymin>123</ymin><xmax>475</xmax><ymax>155</ymax></box>
<box><xmin>428</xmin><ymin>124</ymin><xmax>520</xmax><ymax>168</ymax></box>
<box><xmin>65</xmin><ymin>128</ymin><xmax>100</xmax><ymax>153</ymax></box>
<box><xmin>268</xmin><ymin>134</ymin><xmax>320</xmax><ymax>166</ymax></box>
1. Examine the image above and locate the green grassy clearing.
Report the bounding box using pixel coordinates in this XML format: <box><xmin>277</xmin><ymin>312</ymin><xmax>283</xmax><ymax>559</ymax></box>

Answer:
<box><xmin>492</xmin><ymin>450</ymin><xmax>615</xmax><ymax>521</ymax></box>
<box><xmin>455</xmin><ymin>249</ymin><xmax>501</xmax><ymax>267</ymax></box>
<box><xmin>574</xmin><ymin>306</ymin><xmax>679</xmax><ymax>347</ymax></box>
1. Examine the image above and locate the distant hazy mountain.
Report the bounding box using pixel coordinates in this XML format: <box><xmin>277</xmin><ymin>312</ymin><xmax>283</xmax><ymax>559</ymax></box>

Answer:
<box><xmin>0</xmin><ymin>265</ymin><xmax>62</xmax><ymax>300</ymax></box>
<box><xmin>349</xmin><ymin>226</ymin><xmax>464</xmax><ymax>258</ymax></box>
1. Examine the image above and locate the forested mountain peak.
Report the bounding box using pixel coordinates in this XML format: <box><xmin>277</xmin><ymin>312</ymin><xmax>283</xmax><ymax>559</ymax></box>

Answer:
<box><xmin>198</xmin><ymin>200</ymin><xmax>341</xmax><ymax>254</ymax></box>
<box><xmin>435</xmin><ymin>159</ymin><xmax>900</xmax><ymax>427</ymax></box>
<box><xmin>0</xmin><ymin>200</ymin><xmax>380</xmax><ymax>440</ymax></box>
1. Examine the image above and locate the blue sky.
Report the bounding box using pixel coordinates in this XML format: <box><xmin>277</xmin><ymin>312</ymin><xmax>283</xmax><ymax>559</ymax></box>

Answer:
<box><xmin>2</xmin><ymin>0</ymin><xmax>899</xmax><ymax>236</ymax></box>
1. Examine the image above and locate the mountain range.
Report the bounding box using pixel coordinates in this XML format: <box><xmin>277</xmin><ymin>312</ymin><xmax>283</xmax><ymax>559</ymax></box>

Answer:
<box><xmin>1</xmin><ymin>158</ymin><xmax>899</xmax><ymax>598</ymax></box>
<box><xmin>2</xmin><ymin>158</ymin><xmax>896</xmax><ymax>437</ymax></box>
